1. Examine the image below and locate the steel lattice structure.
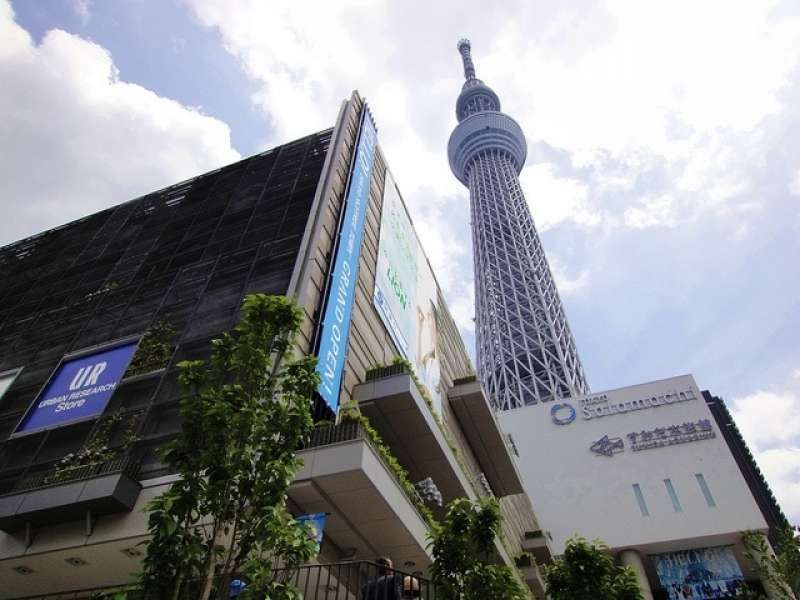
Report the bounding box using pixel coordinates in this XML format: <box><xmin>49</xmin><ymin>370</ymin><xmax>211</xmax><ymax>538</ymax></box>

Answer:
<box><xmin>448</xmin><ymin>39</ymin><xmax>589</xmax><ymax>411</ymax></box>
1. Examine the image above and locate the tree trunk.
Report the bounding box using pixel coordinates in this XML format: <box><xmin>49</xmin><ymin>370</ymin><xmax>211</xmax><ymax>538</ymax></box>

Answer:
<box><xmin>199</xmin><ymin>549</ymin><xmax>219</xmax><ymax>600</ymax></box>
<box><xmin>169</xmin><ymin>573</ymin><xmax>184</xmax><ymax>600</ymax></box>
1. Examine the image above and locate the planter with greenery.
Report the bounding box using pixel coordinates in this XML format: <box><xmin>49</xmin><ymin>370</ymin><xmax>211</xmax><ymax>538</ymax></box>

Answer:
<box><xmin>337</xmin><ymin>400</ymin><xmax>437</xmax><ymax>528</ymax></box>
<box><xmin>44</xmin><ymin>410</ymin><xmax>140</xmax><ymax>485</ymax></box>
<box><xmin>126</xmin><ymin>320</ymin><xmax>176</xmax><ymax>378</ymax></box>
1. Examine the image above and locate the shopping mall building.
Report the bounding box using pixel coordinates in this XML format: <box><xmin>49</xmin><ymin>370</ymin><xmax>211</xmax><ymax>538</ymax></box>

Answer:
<box><xmin>0</xmin><ymin>92</ymin><xmax>544</xmax><ymax>598</ymax></box>
<box><xmin>501</xmin><ymin>376</ymin><xmax>785</xmax><ymax>599</ymax></box>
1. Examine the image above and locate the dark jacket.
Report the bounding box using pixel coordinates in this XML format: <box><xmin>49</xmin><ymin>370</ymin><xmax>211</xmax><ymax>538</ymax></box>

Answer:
<box><xmin>362</xmin><ymin>574</ymin><xmax>402</xmax><ymax>600</ymax></box>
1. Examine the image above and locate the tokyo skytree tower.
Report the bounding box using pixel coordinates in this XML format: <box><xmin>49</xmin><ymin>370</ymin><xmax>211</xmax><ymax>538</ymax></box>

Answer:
<box><xmin>447</xmin><ymin>39</ymin><xmax>589</xmax><ymax>411</ymax></box>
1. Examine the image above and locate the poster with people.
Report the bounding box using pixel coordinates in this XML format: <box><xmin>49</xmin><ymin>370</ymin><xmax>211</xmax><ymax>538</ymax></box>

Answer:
<box><xmin>651</xmin><ymin>546</ymin><xmax>745</xmax><ymax>599</ymax></box>
<box><xmin>373</xmin><ymin>170</ymin><xmax>443</xmax><ymax>414</ymax></box>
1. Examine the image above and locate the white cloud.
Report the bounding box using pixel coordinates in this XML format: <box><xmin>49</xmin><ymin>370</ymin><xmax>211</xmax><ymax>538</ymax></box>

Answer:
<box><xmin>448</xmin><ymin>283</ymin><xmax>475</xmax><ymax>336</ymax></box>
<box><xmin>790</xmin><ymin>170</ymin><xmax>800</xmax><ymax>197</ymax></box>
<box><xmin>751</xmin><ymin>447</ymin><xmax>800</xmax><ymax>526</ymax></box>
<box><xmin>731</xmin><ymin>383</ymin><xmax>800</xmax><ymax>523</ymax></box>
<box><xmin>71</xmin><ymin>0</ymin><xmax>91</xmax><ymax>24</ymax></box>
<box><xmin>549</xmin><ymin>256</ymin><xmax>590</xmax><ymax>296</ymax></box>
<box><xmin>520</xmin><ymin>163</ymin><xmax>600</xmax><ymax>231</ymax></box>
<box><xmin>623</xmin><ymin>194</ymin><xmax>677</xmax><ymax>229</ymax></box>
<box><xmin>0</xmin><ymin>0</ymin><xmax>240</xmax><ymax>246</ymax></box>
<box><xmin>483</xmin><ymin>1</ymin><xmax>800</xmax><ymax>229</ymax></box>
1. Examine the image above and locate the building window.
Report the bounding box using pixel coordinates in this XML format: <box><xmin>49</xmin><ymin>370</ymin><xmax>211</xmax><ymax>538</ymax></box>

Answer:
<box><xmin>695</xmin><ymin>473</ymin><xmax>716</xmax><ymax>507</ymax></box>
<box><xmin>664</xmin><ymin>478</ymin><xmax>683</xmax><ymax>513</ymax></box>
<box><xmin>632</xmin><ymin>483</ymin><xmax>649</xmax><ymax>516</ymax></box>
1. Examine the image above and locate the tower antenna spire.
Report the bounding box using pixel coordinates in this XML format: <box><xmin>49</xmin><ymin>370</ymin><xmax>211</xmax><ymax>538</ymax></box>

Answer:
<box><xmin>457</xmin><ymin>38</ymin><xmax>476</xmax><ymax>81</ymax></box>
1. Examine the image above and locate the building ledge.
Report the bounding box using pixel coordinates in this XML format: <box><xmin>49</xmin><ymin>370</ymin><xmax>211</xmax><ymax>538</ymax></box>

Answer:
<box><xmin>292</xmin><ymin>423</ymin><xmax>433</xmax><ymax>571</ymax></box>
<box><xmin>448</xmin><ymin>380</ymin><xmax>525</xmax><ymax>496</ymax></box>
<box><xmin>519</xmin><ymin>564</ymin><xmax>547</xmax><ymax>598</ymax></box>
<box><xmin>0</xmin><ymin>458</ymin><xmax>141</xmax><ymax>533</ymax></box>
<box><xmin>354</xmin><ymin>373</ymin><xmax>477</xmax><ymax>509</ymax></box>
<box><xmin>522</xmin><ymin>530</ymin><xmax>554</xmax><ymax>565</ymax></box>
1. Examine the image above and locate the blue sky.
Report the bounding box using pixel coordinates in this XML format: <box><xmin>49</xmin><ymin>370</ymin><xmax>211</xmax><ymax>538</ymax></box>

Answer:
<box><xmin>2</xmin><ymin>0</ymin><xmax>799</xmax><ymax>522</ymax></box>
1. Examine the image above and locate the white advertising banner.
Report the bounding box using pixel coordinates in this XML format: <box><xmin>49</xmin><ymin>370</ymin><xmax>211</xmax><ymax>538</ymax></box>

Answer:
<box><xmin>373</xmin><ymin>171</ymin><xmax>442</xmax><ymax>414</ymax></box>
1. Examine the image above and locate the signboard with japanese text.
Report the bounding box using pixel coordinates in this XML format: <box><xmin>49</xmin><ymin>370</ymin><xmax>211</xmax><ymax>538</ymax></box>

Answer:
<box><xmin>13</xmin><ymin>341</ymin><xmax>138</xmax><ymax>436</ymax></box>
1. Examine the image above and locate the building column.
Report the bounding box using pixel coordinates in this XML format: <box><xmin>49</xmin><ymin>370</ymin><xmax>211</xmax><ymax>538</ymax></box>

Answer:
<box><xmin>618</xmin><ymin>549</ymin><xmax>654</xmax><ymax>600</ymax></box>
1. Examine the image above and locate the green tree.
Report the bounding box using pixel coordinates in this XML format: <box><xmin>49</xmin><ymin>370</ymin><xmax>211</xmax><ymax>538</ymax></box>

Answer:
<box><xmin>138</xmin><ymin>294</ymin><xmax>320</xmax><ymax>600</ymax></box>
<box><xmin>742</xmin><ymin>528</ymin><xmax>800</xmax><ymax>599</ymax></box>
<box><xmin>543</xmin><ymin>536</ymin><xmax>643</xmax><ymax>600</ymax></box>
<box><xmin>429</xmin><ymin>497</ymin><xmax>529</xmax><ymax>600</ymax></box>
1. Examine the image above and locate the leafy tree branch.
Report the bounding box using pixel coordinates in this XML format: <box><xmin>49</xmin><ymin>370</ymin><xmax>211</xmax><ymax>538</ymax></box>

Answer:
<box><xmin>138</xmin><ymin>294</ymin><xmax>319</xmax><ymax>600</ymax></box>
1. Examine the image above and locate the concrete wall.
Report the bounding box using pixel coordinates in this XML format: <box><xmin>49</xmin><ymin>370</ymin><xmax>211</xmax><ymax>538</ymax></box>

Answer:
<box><xmin>500</xmin><ymin>374</ymin><xmax>768</xmax><ymax>557</ymax></box>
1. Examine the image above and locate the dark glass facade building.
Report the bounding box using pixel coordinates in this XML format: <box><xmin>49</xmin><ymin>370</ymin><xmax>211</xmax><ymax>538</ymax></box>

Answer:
<box><xmin>0</xmin><ymin>129</ymin><xmax>332</xmax><ymax>494</ymax></box>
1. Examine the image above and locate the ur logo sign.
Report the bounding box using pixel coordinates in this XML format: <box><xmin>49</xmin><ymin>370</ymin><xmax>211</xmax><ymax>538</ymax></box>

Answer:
<box><xmin>69</xmin><ymin>362</ymin><xmax>107</xmax><ymax>390</ymax></box>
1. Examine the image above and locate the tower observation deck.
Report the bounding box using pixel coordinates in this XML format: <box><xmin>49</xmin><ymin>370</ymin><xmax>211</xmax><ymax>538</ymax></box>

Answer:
<box><xmin>448</xmin><ymin>39</ymin><xmax>589</xmax><ymax>411</ymax></box>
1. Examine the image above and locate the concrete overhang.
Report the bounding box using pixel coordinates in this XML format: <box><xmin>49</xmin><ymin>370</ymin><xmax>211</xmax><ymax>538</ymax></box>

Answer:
<box><xmin>0</xmin><ymin>470</ymin><xmax>141</xmax><ymax>534</ymax></box>
<box><xmin>522</xmin><ymin>531</ymin><xmax>554</xmax><ymax>565</ymax></box>
<box><xmin>354</xmin><ymin>374</ymin><xmax>477</xmax><ymax>509</ymax></box>
<box><xmin>291</xmin><ymin>433</ymin><xmax>432</xmax><ymax>571</ymax></box>
<box><xmin>447</xmin><ymin>380</ymin><xmax>525</xmax><ymax>496</ymax></box>
<box><xmin>519</xmin><ymin>564</ymin><xmax>547</xmax><ymax>599</ymax></box>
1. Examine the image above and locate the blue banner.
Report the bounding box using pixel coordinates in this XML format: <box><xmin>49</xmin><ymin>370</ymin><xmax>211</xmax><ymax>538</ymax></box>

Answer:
<box><xmin>316</xmin><ymin>109</ymin><xmax>377</xmax><ymax>410</ymax></box>
<box><xmin>14</xmin><ymin>341</ymin><xmax>138</xmax><ymax>435</ymax></box>
<box><xmin>296</xmin><ymin>512</ymin><xmax>327</xmax><ymax>553</ymax></box>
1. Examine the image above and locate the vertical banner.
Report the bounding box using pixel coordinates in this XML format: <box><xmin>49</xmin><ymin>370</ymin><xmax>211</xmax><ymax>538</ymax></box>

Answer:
<box><xmin>316</xmin><ymin>108</ymin><xmax>378</xmax><ymax>410</ymax></box>
<box><xmin>373</xmin><ymin>171</ymin><xmax>443</xmax><ymax>414</ymax></box>
<box><xmin>296</xmin><ymin>512</ymin><xmax>327</xmax><ymax>554</ymax></box>
<box><xmin>14</xmin><ymin>341</ymin><xmax>138</xmax><ymax>436</ymax></box>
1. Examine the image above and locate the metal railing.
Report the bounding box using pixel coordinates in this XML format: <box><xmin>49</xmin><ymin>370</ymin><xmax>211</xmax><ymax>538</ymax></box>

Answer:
<box><xmin>365</xmin><ymin>362</ymin><xmax>409</xmax><ymax>381</ymax></box>
<box><xmin>274</xmin><ymin>560</ymin><xmax>437</xmax><ymax>599</ymax></box>
<box><xmin>8</xmin><ymin>561</ymin><xmax>437</xmax><ymax>600</ymax></box>
<box><xmin>5</xmin><ymin>455</ymin><xmax>140</xmax><ymax>496</ymax></box>
<box><xmin>304</xmin><ymin>421</ymin><xmax>366</xmax><ymax>449</ymax></box>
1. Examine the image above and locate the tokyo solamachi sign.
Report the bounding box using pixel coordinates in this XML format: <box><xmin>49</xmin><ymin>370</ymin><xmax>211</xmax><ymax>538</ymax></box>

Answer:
<box><xmin>14</xmin><ymin>341</ymin><xmax>138</xmax><ymax>436</ymax></box>
<box><xmin>580</xmin><ymin>388</ymin><xmax>697</xmax><ymax>420</ymax></box>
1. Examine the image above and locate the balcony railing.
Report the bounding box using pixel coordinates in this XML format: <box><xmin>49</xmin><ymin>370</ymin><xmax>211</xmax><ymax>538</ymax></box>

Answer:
<box><xmin>365</xmin><ymin>362</ymin><xmax>409</xmax><ymax>381</ymax></box>
<box><xmin>7</xmin><ymin>561</ymin><xmax>438</xmax><ymax>600</ymax></box>
<box><xmin>304</xmin><ymin>421</ymin><xmax>367</xmax><ymax>449</ymax></box>
<box><xmin>4</xmin><ymin>455</ymin><xmax>140</xmax><ymax>496</ymax></box>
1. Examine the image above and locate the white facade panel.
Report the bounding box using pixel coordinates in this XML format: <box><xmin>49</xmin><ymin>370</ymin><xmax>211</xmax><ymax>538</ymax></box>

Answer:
<box><xmin>500</xmin><ymin>375</ymin><xmax>767</xmax><ymax>555</ymax></box>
